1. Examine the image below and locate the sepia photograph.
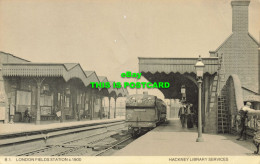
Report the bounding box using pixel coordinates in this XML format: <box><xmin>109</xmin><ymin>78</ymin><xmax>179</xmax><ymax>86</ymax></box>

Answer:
<box><xmin>0</xmin><ymin>0</ymin><xmax>259</xmax><ymax>163</ymax></box>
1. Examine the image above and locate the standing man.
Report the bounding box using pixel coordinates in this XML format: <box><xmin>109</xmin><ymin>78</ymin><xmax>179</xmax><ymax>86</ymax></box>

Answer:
<box><xmin>178</xmin><ymin>103</ymin><xmax>186</xmax><ymax>128</ymax></box>
<box><xmin>237</xmin><ymin>102</ymin><xmax>251</xmax><ymax>141</ymax></box>
<box><xmin>238</xmin><ymin>104</ymin><xmax>260</xmax><ymax>154</ymax></box>
<box><xmin>9</xmin><ymin>102</ymin><xmax>15</xmax><ymax>124</ymax></box>
<box><xmin>253</xmin><ymin>118</ymin><xmax>260</xmax><ymax>154</ymax></box>
<box><xmin>187</xmin><ymin>104</ymin><xmax>193</xmax><ymax>128</ymax></box>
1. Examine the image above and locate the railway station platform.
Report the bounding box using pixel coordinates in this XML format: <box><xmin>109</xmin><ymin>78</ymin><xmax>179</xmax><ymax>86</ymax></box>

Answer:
<box><xmin>0</xmin><ymin>116</ymin><xmax>125</xmax><ymax>136</ymax></box>
<box><xmin>115</xmin><ymin>118</ymin><xmax>256</xmax><ymax>156</ymax></box>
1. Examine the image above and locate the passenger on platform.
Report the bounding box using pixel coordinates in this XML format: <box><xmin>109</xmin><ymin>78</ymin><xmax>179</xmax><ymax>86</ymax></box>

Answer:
<box><xmin>82</xmin><ymin>110</ymin><xmax>88</xmax><ymax>119</ymax></box>
<box><xmin>190</xmin><ymin>104</ymin><xmax>194</xmax><ymax>124</ymax></box>
<box><xmin>54</xmin><ymin>105</ymin><xmax>59</xmax><ymax>120</ymax></box>
<box><xmin>56</xmin><ymin>110</ymin><xmax>61</xmax><ymax>121</ymax></box>
<box><xmin>187</xmin><ymin>104</ymin><xmax>193</xmax><ymax>128</ymax></box>
<box><xmin>236</xmin><ymin>102</ymin><xmax>251</xmax><ymax>141</ymax></box>
<box><xmin>24</xmin><ymin>108</ymin><xmax>32</xmax><ymax>123</ymax></box>
<box><xmin>237</xmin><ymin>104</ymin><xmax>260</xmax><ymax>154</ymax></box>
<box><xmin>178</xmin><ymin>103</ymin><xmax>186</xmax><ymax>128</ymax></box>
<box><xmin>253</xmin><ymin>117</ymin><xmax>260</xmax><ymax>155</ymax></box>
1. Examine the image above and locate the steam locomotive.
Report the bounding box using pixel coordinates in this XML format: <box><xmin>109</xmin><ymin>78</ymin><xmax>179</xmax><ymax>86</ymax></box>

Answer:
<box><xmin>125</xmin><ymin>93</ymin><xmax>167</xmax><ymax>137</ymax></box>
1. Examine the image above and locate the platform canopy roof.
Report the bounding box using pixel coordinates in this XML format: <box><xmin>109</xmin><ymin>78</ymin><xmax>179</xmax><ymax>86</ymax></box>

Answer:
<box><xmin>2</xmin><ymin>63</ymin><xmax>96</xmax><ymax>87</ymax></box>
<box><xmin>138</xmin><ymin>57</ymin><xmax>219</xmax><ymax>101</ymax></box>
<box><xmin>2</xmin><ymin>63</ymin><xmax>127</xmax><ymax>97</ymax></box>
<box><xmin>139</xmin><ymin>57</ymin><xmax>219</xmax><ymax>75</ymax></box>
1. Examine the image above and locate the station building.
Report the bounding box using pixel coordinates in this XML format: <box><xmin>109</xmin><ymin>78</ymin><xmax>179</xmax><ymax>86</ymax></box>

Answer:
<box><xmin>0</xmin><ymin>52</ymin><xmax>128</xmax><ymax>124</ymax></box>
<box><xmin>139</xmin><ymin>0</ymin><xmax>260</xmax><ymax>133</ymax></box>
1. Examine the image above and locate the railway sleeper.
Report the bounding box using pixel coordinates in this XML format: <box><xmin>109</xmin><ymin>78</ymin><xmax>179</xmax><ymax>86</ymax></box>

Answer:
<box><xmin>88</xmin><ymin>139</ymin><xmax>117</xmax><ymax>149</ymax></box>
<box><xmin>47</xmin><ymin>144</ymin><xmax>88</xmax><ymax>148</ymax></box>
<box><xmin>92</xmin><ymin>145</ymin><xmax>113</xmax><ymax>151</ymax></box>
<box><xmin>11</xmin><ymin>126</ymin><xmax>127</xmax><ymax>156</ymax></box>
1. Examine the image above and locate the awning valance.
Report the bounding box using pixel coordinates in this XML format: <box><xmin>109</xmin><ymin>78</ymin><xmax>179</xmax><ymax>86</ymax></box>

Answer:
<box><xmin>139</xmin><ymin>57</ymin><xmax>219</xmax><ymax>74</ymax></box>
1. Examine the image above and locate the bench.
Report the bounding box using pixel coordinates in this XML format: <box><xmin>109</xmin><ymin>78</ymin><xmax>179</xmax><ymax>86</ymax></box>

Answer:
<box><xmin>41</xmin><ymin>115</ymin><xmax>56</xmax><ymax>121</ymax></box>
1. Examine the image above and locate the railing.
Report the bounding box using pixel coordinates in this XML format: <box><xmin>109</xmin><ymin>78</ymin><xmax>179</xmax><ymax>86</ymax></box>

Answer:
<box><xmin>230</xmin><ymin>114</ymin><xmax>258</xmax><ymax>136</ymax></box>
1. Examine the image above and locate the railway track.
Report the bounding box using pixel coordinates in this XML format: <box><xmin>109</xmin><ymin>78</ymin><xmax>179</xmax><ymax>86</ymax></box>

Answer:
<box><xmin>15</xmin><ymin>128</ymin><xmax>132</xmax><ymax>156</ymax></box>
<box><xmin>94</xmin><ymin>136</ymin><xmax>133</xmax><ymax>156</ymax></box>
<box><xmin>0</xmin><ymin>120</ymin><xmax>124</xmax><ymax>146</ymax></box>
<box><xmin>1</xmin><ymin>121</ymin><xmax>134</xmax><ymax>156</ymax></box>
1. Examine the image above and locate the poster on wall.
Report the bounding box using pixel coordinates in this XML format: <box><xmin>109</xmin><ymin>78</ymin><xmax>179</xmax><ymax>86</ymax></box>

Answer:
<box><xmin>40</xmin><ymin>106</ymin><xmax>52</xmax><ymax>115</ymax></box>
<box><xmin>16</xmin><ymin>90</ymin><xmax>31</xmax><ymax>106</ymax></box>
<box><xmin>16</xmin><ymin>90</ymin><xmax>31</xmax><ymax>112</ymax></box>
<box><xmin>40</xmin><ymin>95</ymin><xmax>53</xmax><ymax>106</ymax></box>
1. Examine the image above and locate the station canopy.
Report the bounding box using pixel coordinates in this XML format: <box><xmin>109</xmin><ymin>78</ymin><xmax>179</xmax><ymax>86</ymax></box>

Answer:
<box><xmin>2</xmin><ymin>63</ymin><xmax>127</xmax><ymax>97</ymax></box>
<box><xmin>139</xmin><ymin>57</ymin><xmax>219</xmax><ymax>101</ymax></box>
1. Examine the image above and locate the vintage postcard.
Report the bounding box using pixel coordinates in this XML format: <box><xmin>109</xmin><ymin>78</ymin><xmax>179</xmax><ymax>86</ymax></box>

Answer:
<box><xmin>0</xmin><ymin>0</ymin><xmax>259</xmax><ymax>163</ymax></box>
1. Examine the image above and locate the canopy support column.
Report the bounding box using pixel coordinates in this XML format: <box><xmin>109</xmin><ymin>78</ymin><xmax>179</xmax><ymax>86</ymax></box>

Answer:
<box><xmin>108</xmin><ymin>97</ymin><xmax>111</xmax><ymax>119</ymax></box>
<box><xmin>114</xmin><ymin>97</ymin><xmax>117</xmax><ymax>119</ymax></box>
<box><xmin>100</xmin><ymin>96</ymin><xmax>103</xmax><ymax>119</ymax></box>
<box><xmin>34</xmin><ymin>77</ymin><xmax>45</xmax><ymax>125</ymax></box>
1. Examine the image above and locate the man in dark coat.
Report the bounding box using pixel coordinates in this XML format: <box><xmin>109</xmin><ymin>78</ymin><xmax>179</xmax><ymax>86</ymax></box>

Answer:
<box><xmin>24</xmin><ymin>108</ymin><xmax>32</xmax><ymax>123</ymax></box>
<box><xmin>236</xmin><ymin>102</ymin><xmax>251</xmax><ymax>141</ymax></box>
<box><xmin>178</xmin><ymin>103</ymin><xmax>186</xmax><ymax>128</ymax></box>
<box><xmin>187</xmin><ymin>104</ymin><xmax>194</xmax><ymax>128</ymax></box>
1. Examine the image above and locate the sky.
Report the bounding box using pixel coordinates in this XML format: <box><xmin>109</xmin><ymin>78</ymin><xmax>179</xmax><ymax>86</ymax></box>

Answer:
<box><xmin>0</xmin><ymin>0</ymin><xmax>259</xmax><ymax>99</ymax></box>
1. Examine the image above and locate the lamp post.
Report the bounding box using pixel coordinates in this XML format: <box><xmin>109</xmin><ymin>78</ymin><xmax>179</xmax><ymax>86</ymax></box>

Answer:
<box><xmin>195</xmin><ymin>55</ymin><xmax>204</xmax><ymax>142</ymax></box>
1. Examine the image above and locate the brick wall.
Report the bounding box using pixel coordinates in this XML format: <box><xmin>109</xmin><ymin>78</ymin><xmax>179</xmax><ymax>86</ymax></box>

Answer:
<box><xmin>216</xmin><ymin>34</ymin><xmax>259</xmax><ymax>96</ymax></box>
<box><xmin>232</xmin><ymin>3</ymin><xmax>249</xmax><ymax>34</ymax></box>
<box><xmin>212</xmin><ymin>0</ymin><xmax>259</xmax><ymax>95</ymax></box>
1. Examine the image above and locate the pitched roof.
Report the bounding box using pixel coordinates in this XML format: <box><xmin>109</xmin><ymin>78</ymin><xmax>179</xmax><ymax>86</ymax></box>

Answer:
<box><xmin>2</xmin><ymin>63</ymin><xmax>98</xmax><ymax>87</ymax></box>
<box><xmin>98</xmin><ymin>76</ymin><xmax>107</xmax><ymax>82</ymax></box>
<box><xmin>84</xmin><ymin>71</ymin><xmax>95</xmax><ymax>77</ymax></box>
<box><xmin>248</xmin><ymin>33</ymin><xmax>260</xmax><ymax>47</ymax></box>
<box><xmin>0</xmin><ymin>51</ymin><xmax>30</xmax><ymax>63</ymax></box>
<box><xmin>63</xmin><ymin>63</ymin><xmax>78</xmax><ymax>70</ymax></box>
<box><xmin>1</xmin><ymin>53</ymin><xmax>128</xmax><ymax>97</ymax></box>
<box><xmin>210</xmin><ymin>33</ymin><xmax>260</xmax><ymax>54</ymax></box>
<box><xmin>210</xmin><ymin>34</ymin><xmax>233</xmax><ymax>53</ymax></box>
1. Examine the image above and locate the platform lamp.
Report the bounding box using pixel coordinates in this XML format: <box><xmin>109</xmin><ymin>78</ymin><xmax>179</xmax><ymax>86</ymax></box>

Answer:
<box><xmin>181</xmin><ymin>85</ymin><xmax>186</xmax><ymax>101</ymax></box>
<box><xmin>194</xmin><ymin>55</ymin><xmax>204</xmax><ymax>142</ymax></box>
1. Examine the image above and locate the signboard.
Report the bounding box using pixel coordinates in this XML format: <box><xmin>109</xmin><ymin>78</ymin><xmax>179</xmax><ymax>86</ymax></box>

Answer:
<box><xmin>16</xmin><ymin>90</ymin><xmax>31</xmax><ymax>106</ymax></box>
<box><xmin>41</xmin><ymin>106</ymin><xmax>52</xmax><ymax>115</ymax></box>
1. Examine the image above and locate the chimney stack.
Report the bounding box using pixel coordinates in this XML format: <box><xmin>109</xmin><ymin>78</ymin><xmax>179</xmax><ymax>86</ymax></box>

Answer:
<box><xmin>231</xmin><ymin>0</ymin><xmax>250</xmax><ymax>34</ymax></box>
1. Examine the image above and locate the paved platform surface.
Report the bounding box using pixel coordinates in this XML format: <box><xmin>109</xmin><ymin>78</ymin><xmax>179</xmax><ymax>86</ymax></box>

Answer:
<box><xmin>0</xmin><ymin>116</ymin><xmax>125</xmax><ymax>135</ymax></box>
<box><xmin>115</xmin><ymin>119</ymin><xmax>256</xmax><ymax>156</ymax></box>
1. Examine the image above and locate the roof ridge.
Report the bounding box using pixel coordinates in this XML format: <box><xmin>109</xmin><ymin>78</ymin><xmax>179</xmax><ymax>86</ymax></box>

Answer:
<box><xmin>248</xmin><ymin>33</ymin><xmax>260</xmax><ymax>47</ymax></box>
<box><xmin>0</xmin><ymin>51</ymin><xmax>30</xmax><ymax>62</ymax></box>
<box><xmin>210</xmin><ymin>33</ymin><xmax>233</xmax><ymax>53</ymax></box>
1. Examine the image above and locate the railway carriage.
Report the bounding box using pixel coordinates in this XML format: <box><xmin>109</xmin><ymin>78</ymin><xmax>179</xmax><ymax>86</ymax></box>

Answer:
<box><xmin>125</xmin><ymin>93</ymin><xmax>167</xmax><ymax>137</ymax></box>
